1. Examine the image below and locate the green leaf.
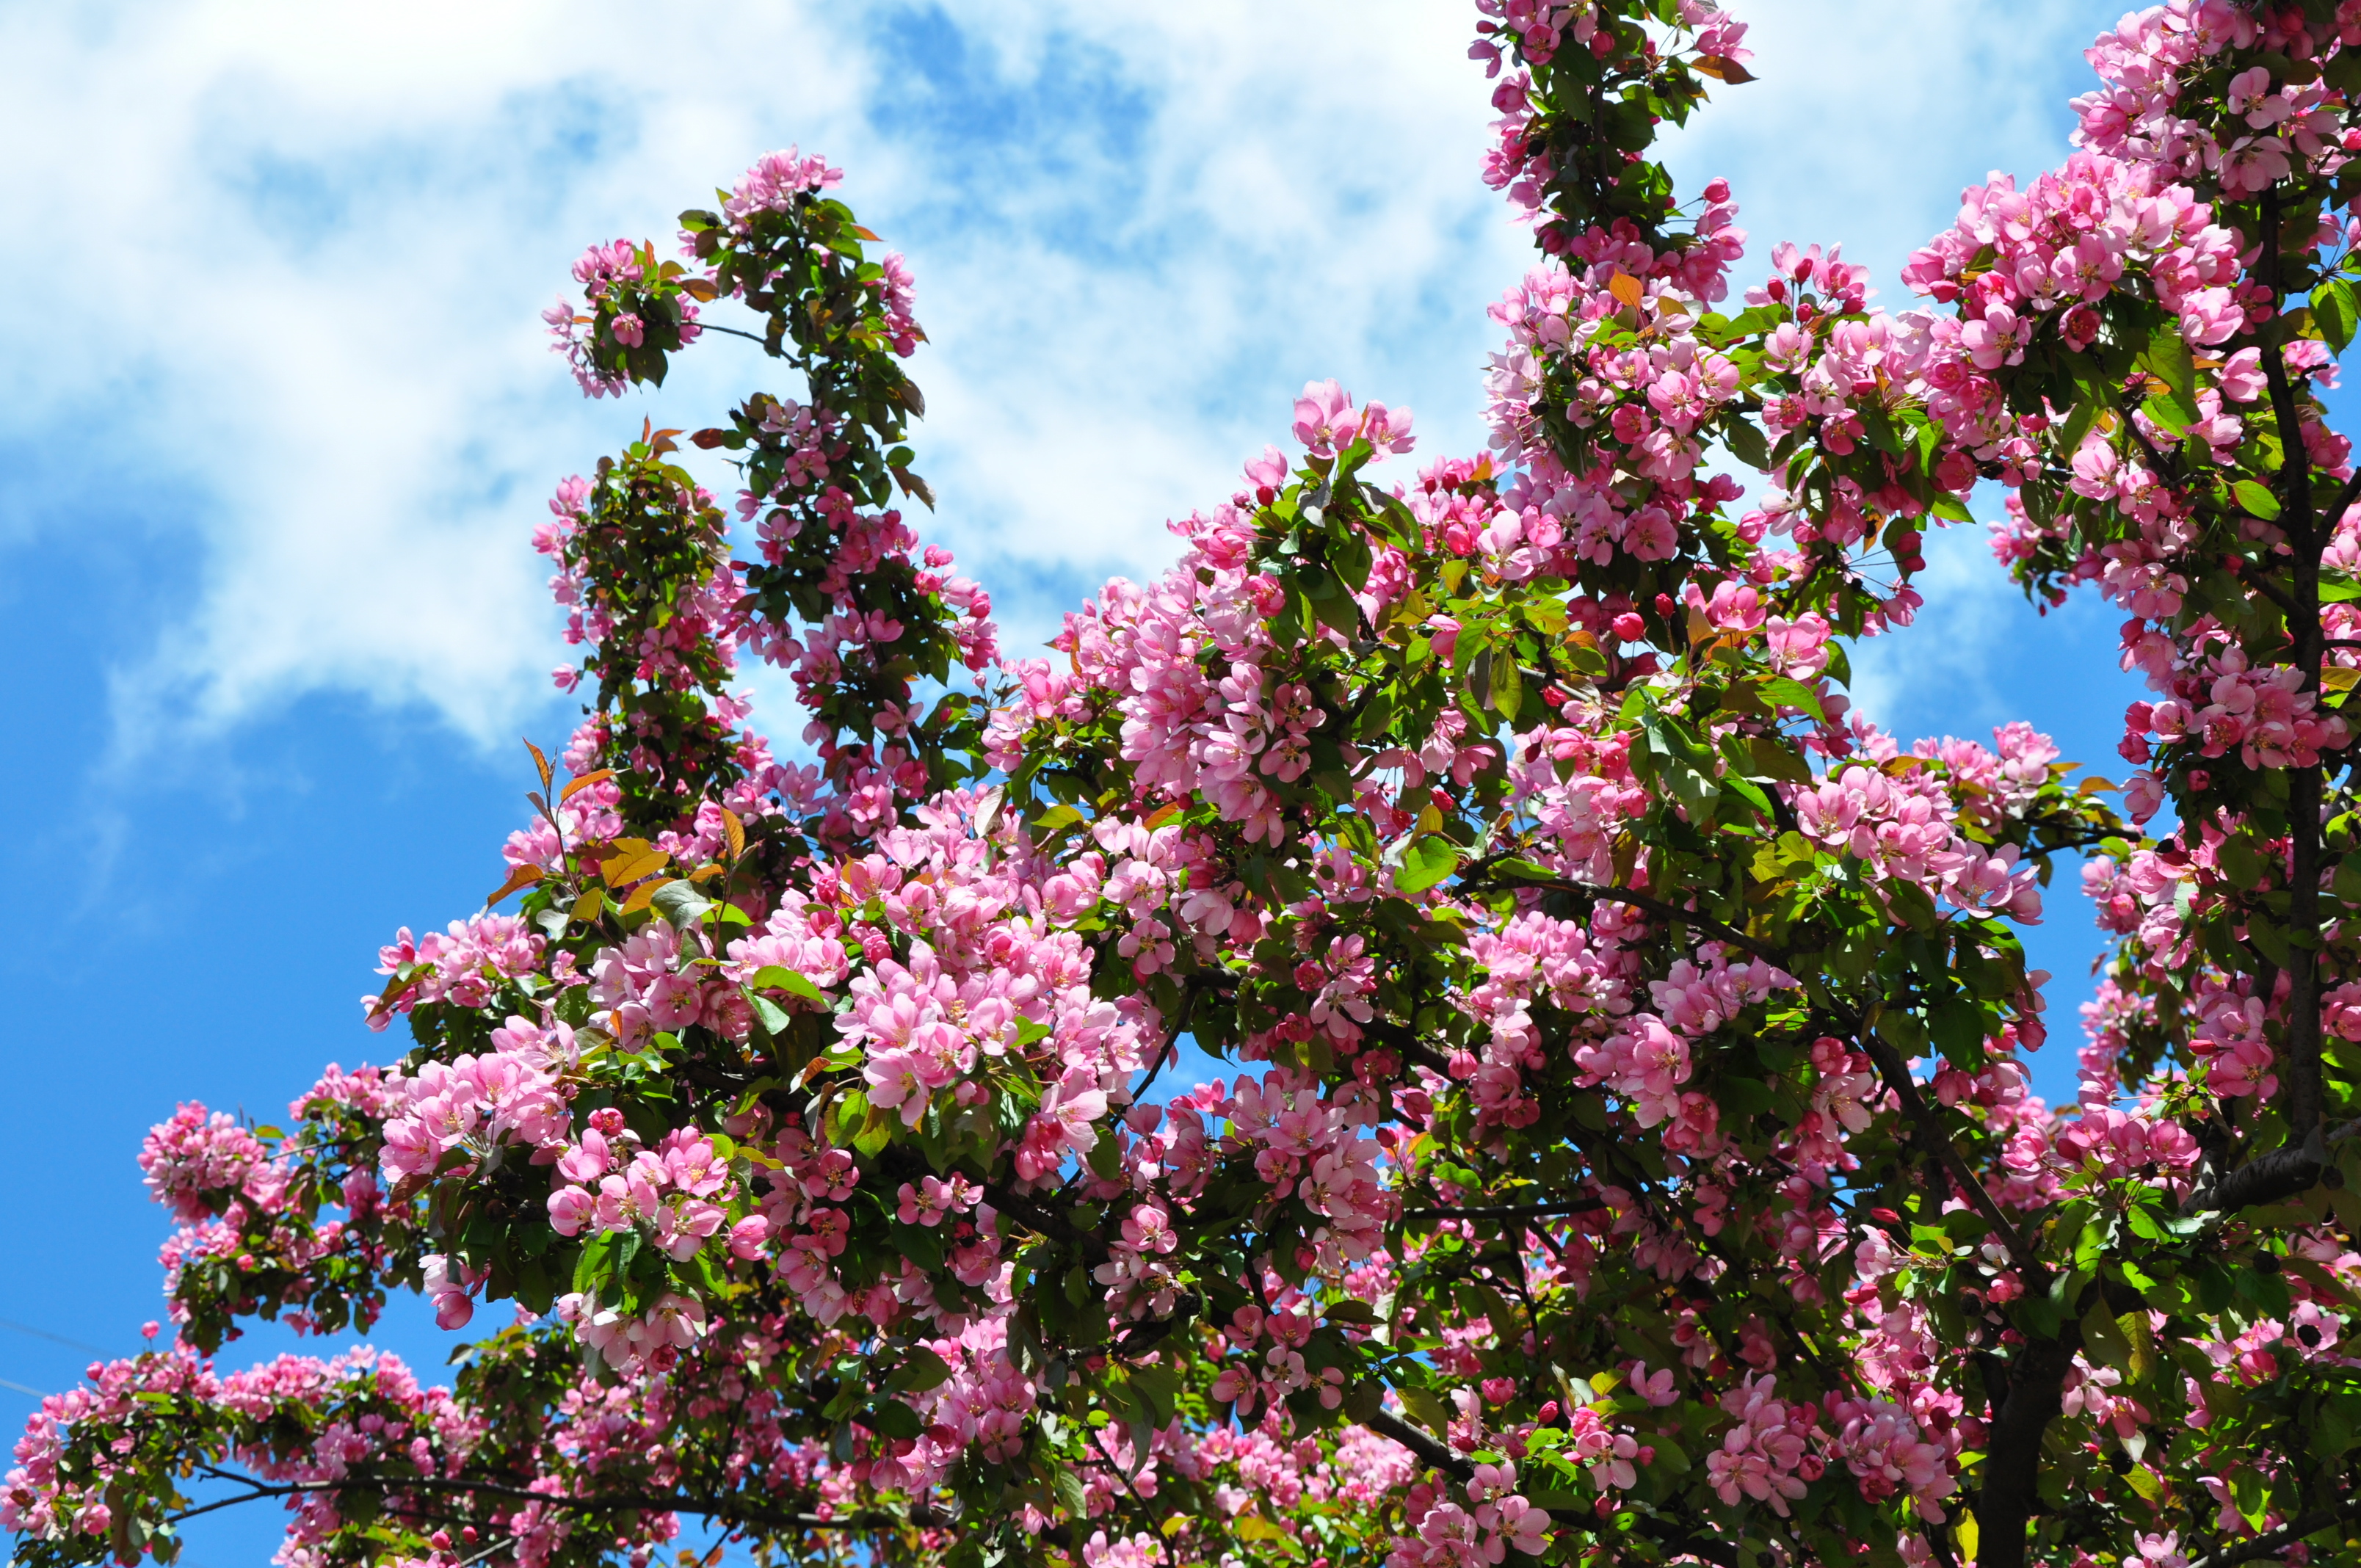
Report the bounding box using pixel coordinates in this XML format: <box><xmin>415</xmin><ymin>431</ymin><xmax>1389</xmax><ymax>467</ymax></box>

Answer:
<box><xmin>2232</xmin><ymin>478</ymin><xmax>2282</xmax><ymax>520</ymax></box>
<box><xmin>1052</xmin><ymin>1462</ymin><xmax>1088</xmax><ymax>1519</ymax></box>
<box><xmin>2217</xmin><ymin>835</ymin><xmax>2265</xmax><ymax>890</ymax></box>
<box><xmin>1928</xmin><ymin>993</ymin><xmax>1989</xmax><ymax>1070</ymax></box>
<box><xmin>750</xmin><ymin>965</ymin><xmax>829</xmax><ymax>1006</ymax></box>
<box><xmin>1860</xmin><ymin>404</ymin><xmax>1906</xmax><ymax>457</ymax></box>
<box><xmin>1488</xmin><ymin>653</ymin><xmax>1523</xmax><ymax>722</ymax></box>
<box><xmin>1722</xmin><ymin>415</ymin><xmax>1771</xmax><ymax>471</ymax></box>
<box><xmin>751</xmin><ymin>995</ymin><xmax>794</xmax><ymax>1038</ymax></box>
<box><xmin>1395</xmin><ymin>836</ymin><xmax>1462</xmax><ymax>895</ymax></box>
<box><xmin>863</xmin><ymin>1399</ymin><xmax>924</xmax><ymax>1440</ymax></box>
<box><xmin>1396</xmin><ymin>1385</ymin><xmax>1454</xmax><ymax>1435</ymax></box>
<box><xmin>1884</xmin><ymin>880</ymin><xmax>1940</xmax><ymax>932</ymax></box>
<box><xmin>1331</xmin><ymin>529</ymin><xmax>1374</xmax><ymax>592</ymax></box>
<box><xmin>1720</xmin><ymin>771</ymin><xmax>1774</xmax><ymax>819</ymax></box>
<box><xmin>1755</xmin><ymin>676</ymin><xmax>1827</xmax><ymax>721</ymax></box>
<box><xmin>2247</xmin><ymin>915</ymin><xmax>2294</xmax><ymax>969</ymax></box>
<box><xmin>1031</xmin><ymin>804</ymin><xmax>1087</xmax><ymax>835</ymax></box>
<box><xmin>1466</xmin><ymin>642</ymin><xmax>1495</xmax><ymax>713</ymax></box>
<box><xmin>2081</xmin><ymin>1301</ymin><xmax>2134</xmax><ymax>1374</ymax></box>
<box><xmin>2318</xmin><ymin>277</ymin><xmax>2360</xmax><ymax>354</ymax></box>
<box><xmin>1307</xmin><ymin>570</ymin><xmax>1360</xmax><ymax>634</ymax></box>
<box><xmin>2056</xmin><ymin>389</ymin><xmax>2099</xmax><ymax>461</ymax></box>
<box><xmin>2328</xmin><ymin>47</ymin><xmax>2361</xmax><ymax>98</ymax></box>
<box><xmin>825</xmin><ymin>1089</ymin><xmax>871</xmax><ymax>1147</ymax></box>
<box><xmin>1929</xmin><ymin>490</ymin><xmax>1975</xmax><ymax>523</ymax></box>
<box><xmin>1129</xmin><ymin>1359</ymin><xmax>1182</xmax><ymax>1426</ymax></box>
<box><xmin>1719</xmin><ymin>1075</ymin><xmax>1774</xmax><ymax>1117</ymax></box>
<box><xmin>650</xmin><ymin>879</ymin><xmax>714</xmax><ymax>929</ymax></box>
<box><xmin>2142</xmin><ymin>389</ymin><xmax>2199</xmax><ymax>438</ymax></box>
<box><xmin>1748</xmin><ymin>736</ymin><xmax>1817</xmax><ymax>784</ymax></box>
<box><xmin>2138</xmin><ymin>323</ymin><xmax>2197</xmax><ymax>402</ymax></box>
<box><xmin>573</xmin><ymin>1231</ymin><xmax>617</xmax><ymax>1297</ymax></box>
<box><xmin>2232</xmin><ymin>1465</ymin><xmax>2269</xmax><ymax>1531</ymax></box>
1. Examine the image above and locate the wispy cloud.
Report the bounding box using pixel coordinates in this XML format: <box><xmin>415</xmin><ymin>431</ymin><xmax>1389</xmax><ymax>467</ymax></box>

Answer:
<box><xmin>0</xmin><ymin>0</ymin><xmax>2140</xmax><ymax>756</ymax></box>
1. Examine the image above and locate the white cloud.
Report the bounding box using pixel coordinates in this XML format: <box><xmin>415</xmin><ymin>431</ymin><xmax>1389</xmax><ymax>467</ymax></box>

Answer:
<box><xmin>1845</xmin><ymin>523</ymin><xmax>2019</xmax><ymax>738</ymax></box>
<box><xmin>1</xmin><ymin>0</ymin><xmax>877</xmax><ymax>744</ymax></box>
<box><xmin>1664</xmin><ymin>0</ymin><xmax>2124</xmax><ymax>288</ymax></box>
<box><xmin>1657</xmin><ymin>0</ymin><xmax>2128</xmax><ymax>741</ymax></box>
<box><xmin>0</xmin><ymin>0</ymin><xmax>2139</xmax><ymax>754</ymax></box>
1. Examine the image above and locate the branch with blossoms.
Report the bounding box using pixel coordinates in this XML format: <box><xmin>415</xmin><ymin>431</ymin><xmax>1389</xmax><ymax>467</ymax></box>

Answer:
<box><xmin>35</xmin><ymin>4</ymin><xmax>2361</xmax><ymax>1568</ymax></box>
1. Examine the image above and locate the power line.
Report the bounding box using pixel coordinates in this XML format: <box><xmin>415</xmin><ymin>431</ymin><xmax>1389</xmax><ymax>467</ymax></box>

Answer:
<box><xmin>0</xmin><ymin>1376</ymin><xmax>44</xmax><ymax>1397</ymax></box>
<box><xmin>0</xmin><ymin>1317</ymin><xmax>103</xmax><ymax>1354</ymax></box>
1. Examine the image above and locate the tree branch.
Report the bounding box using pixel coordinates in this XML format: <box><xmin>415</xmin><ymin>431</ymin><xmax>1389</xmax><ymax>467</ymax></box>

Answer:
<box><xmin>2250</xmin><ymin>179</ymin><xmax>2329</xmax><ymax>1176</ymax></box>
<box><xmin>1971</xmin><ymin>1333</ymin><xmax>2082</xmax><ymax>1568</ymax></box>
<box><xmin>1854</xmin><ymin>1030</ymin><xmax>2045</xmax><ymax>1282</ymax></box>
<box><xmin>2188</xmin><ymin>1494</ymin><xmax>2361</xmax><ymax>1567</ymax></box>
<box><xmin>984</xmin><ymin>1180</ymin><xmax>1111</xmax><ymax>1265</ymax></box>
<box><xmin>1363</xmin><ymin>1408</ymin><xmax>1473</xmax><ymax>1483</ymax></box>
<box><xmin>2237</xmin><ymin>560</ymin><xmax>2303</xmax><ymax>613</ymax></box>
<box><xmin>2188</xmin><ymin>1136</ymin><xmax>2326</xmax><ymax>1215</ymax></box>
<box><xmin>175</xmin><ymin>1464</ymin><xmax>907</xmax><ymax>1536</ymax></box>
<box><xmin>696</xmin><ymin>322</ymin><xmax>777</xmax><ymax>348</ymax></box>
<box><xmin>1399</xmin><ymin>1200</ymin><xmax>1609</xmax><ymax>1221</ymax></box>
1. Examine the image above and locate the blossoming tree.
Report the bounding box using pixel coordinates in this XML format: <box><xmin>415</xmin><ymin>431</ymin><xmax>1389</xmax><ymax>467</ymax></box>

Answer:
<box><xmin>18</xmin><ymin>1</ymin><xmax>2361</xmax><ymax>1564</ymax></box>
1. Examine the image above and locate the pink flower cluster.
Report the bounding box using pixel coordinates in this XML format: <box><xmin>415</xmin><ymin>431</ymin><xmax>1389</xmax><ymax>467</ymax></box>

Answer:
<box><xmin>1572</xmin><ymin>948</ymin><xmax>1797</xmax><ymax>1152</ymax></box>
<box><xmin>1703</xmin><ymin>1375</ymin><xmax>1824</xmax><ymax>1517</ymax></box>
<box><xmin>556</xmin><ymin>1288</ymin><xmax>711</xmax><ymax>1372</ymax></box>
<box><xmin>2125</xmin><ymin>637</ymin><xmax>2352</xmax><ymax>771</ymax></box>
<box><xmin>1209</xmin><ymin>1301</ymin><xmax>1347</xmax><ymax>1416</ymax></box>
<box><xmin>1021</xmin><ymin>416</ymin><xmax>1415</xmax><ymax>854</ymax></box>
<box><xmin>1905</xmin><ymin>153</ymin><xmax>2249</xmax><ymax>398</ymax></box>
<box><xmin>548</xmin><ymin>1125</ymin><xmax>752</xmax><ymax>1262</ymax></box>
<box><xmin>379</xmin><ymin>1016</ymin><xmax>577</xmax><ymax>1188</ymax></box>
<box><xmin>4</xmin><ymin>1347</ymin><xmax>481</xmax><ymax>1550</ymax></box>
<box><xmin>1385</xmin><ymin>1458</ymin><xmax>1551</xmax><ymax>1568</ymax></box>
<box><xmin>1560</xmin><ymin>1404</ymin><xmax>1642</xmax><ymax>1492</ymax></box>
<box><xmin>1473</xmin><ymin>0</ymin><xmax>1749</xmax><ymax>235</ymax></box>
<box><xmin>1293</xmin><ymin>378</ymin><xmax>1415</xmax><ymax>459</ymax></box>
<box><xmin>2074</xmin><ymin>1</ymin><xmax>2352</xmax><ymax>197</ymax></box>
<box><xmin>2048</xmin><ymin>1106</ymin><xmax>2200</xmax><ymax>1181</ymax></box>
<box><xmin>1482</xmin><ymin>210</ymin><xmax>1759</xmax><ymax>568</ymax></box>
<box><xmin>1164</xmin><ymin>1074</ymin><xmax>1391</xmax><ymax>1270</ymax></box>
<box><xmin>138</xmin><ymin>1104</ymin><xmax>271</xmax><ymax>1225</ymax></box>
<box><xmin>536</xmin><ymin>469</ymin><xmax>754</xmax><ymax>702</ymax></box>
<box><xmin>1791</xmin><ymin>752</ymin><xmax>2044</xmax><ymax>923</ymax></box>
<box><xmin>364</xmin><ymin>915</ymin><xmax>546</xmax><ymax>1030</ymax></box>
<box><xmin>1827</xmin><ymin>1395</ymin><xmax>1955</xmax><ymax>1522</ymax></box>
<box><xmin>720</xmin><ymin>145</ymin><xmax>845</xmax><ymax>233</ymax></box>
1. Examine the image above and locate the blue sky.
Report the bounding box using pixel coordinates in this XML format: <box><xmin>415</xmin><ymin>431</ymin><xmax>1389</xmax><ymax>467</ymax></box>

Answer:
<box><xmin>0</xmin><ymin>1</ymin><xmax>2213</xmax><ymax>1559</ymax></box>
